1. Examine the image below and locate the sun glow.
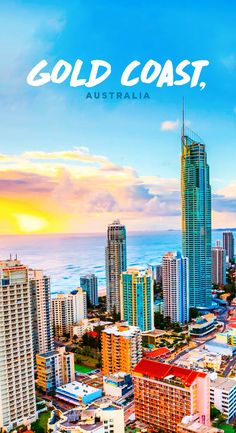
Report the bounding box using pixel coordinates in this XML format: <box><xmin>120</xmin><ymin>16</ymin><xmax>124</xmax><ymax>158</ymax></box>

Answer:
<box><xmin>15</xmin><ymin>213</ymin><xmax>47</xmax><ymax>232</ymax></box>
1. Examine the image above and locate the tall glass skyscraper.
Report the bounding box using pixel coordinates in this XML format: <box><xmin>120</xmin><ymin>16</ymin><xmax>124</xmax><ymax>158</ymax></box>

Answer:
<box><xmin>181</xmin><ymin>120</ymin><xmax>212</xmax><ymax>308</ymax></box>
<box><xmin>105</xmin><ymin>220</ymin><xmax>127</xmax><ymax>313</ymax></box>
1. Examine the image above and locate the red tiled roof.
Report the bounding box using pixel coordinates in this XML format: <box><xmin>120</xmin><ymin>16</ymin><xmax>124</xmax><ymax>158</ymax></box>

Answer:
<box><xmin>133</xmin><ymin>359</ymin><xmax>207</xmax><ymax>387</ymax></box>
<box><xmin>144</xmin><ymin>347</ymin><xmax>170</xmax><ymax>358</ymax></box>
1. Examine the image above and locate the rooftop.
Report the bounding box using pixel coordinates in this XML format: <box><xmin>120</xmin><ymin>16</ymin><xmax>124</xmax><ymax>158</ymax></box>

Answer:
<box><xmin>210</xmin><ymin>376</ymin><xmax>236</xmax><ymax>392</ymax></box>
<box><xmin>102</xmin><ymin>322</ymin><xmax>140</xmax><ymax>337</ymax></box>
<box><xmin>133</xmin><ymin>359</ymin><xmax>207</xmax><ymax>387</ymax></box>
<box><xmin>56</xmin><ymin>381</ymin><xmax>100</xmax><ymax>398</ymax></box>
<box><xmin>144</xmin><ymin>347</ymin><xmax>170</xmax><ymax>358</ymax></box>
<box><xmin>37</xmin><ymin>350</ymin><xmax>59</xmax><ymax>358</ymax></box>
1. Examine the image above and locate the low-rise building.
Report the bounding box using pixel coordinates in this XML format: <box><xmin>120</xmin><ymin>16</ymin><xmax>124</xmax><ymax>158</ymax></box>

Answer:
<box><xmin>210</xmin><ymin>374</ymin><xmax>236</xmax><ymax>422</ymax></box>
<box><xmin>56</xmin><ymin>381</ymin><xmax>102</xmax><ymax>405</ymax></box>
<box><xmin>175</xmin><ymin>349</ymin><xmax>222</xmax><ymax>373</ymax></box>
<box><xmin>188</xmin><ymin>314</ymin><xmax>218</xmax><ymax>338</ymax></box>
<box><xmin>103</xmin><ymin>372</ymin><xmax>133</xmax><ymax>397</ymax></box>
<box><xmin>141</xmin><ymin>329</ymin><xmax>166</xmax><ymax>348</ymax></box>
<box><xmin>71</xmin><ymin>319</ymin><xmax>113</xmax><ymax>339</ymax></box>
<box><xmin>49</xmin><ymin>400</ymin><xmax>125</xmax><ymax>433</ymax></box>
<box><xmin>36</xmin><ymin>347</ymin><xmax>75</xmax><ymax>391</ymax></box>
<box><xmin>177</xmin><ymin>415</ymin><xmax>223</xmax><ymax>432</ymax></box>
<box><xmin>205</xmin><ymin>340</ymin><xmax>236</xmax><ymax>357</ymax></box>
<box><xmin>216</xmin><ymin>329</ymin><xmax>236</xmax><ymax>346</ymax></box>
<box><xmin>144</xmin><ymin>347</ymin><xmax>171</xmax><ymax>361</ymax></box>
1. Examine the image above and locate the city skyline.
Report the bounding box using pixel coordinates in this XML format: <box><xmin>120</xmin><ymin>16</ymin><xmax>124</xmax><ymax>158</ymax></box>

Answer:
<box><xmin>0</xmin><ymin>1</ymin><xmax>236</xmax><ymax>234</ymax></box>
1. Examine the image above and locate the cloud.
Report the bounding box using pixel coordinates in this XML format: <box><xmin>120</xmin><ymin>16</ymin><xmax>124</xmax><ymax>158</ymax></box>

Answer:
<box><xmin>0</xmin><ymin>148</ymin><xmax>235</xmax><ymax>233</ymax></box>
<box><xmin>0</xmin><ymin>148</ymin><xmax>181</xmax><ymax>233</ymax></box>
<box><xmin>160</xmin><ymin>119</ymin><xmax>179</xmax><ymax>131</ymax></box>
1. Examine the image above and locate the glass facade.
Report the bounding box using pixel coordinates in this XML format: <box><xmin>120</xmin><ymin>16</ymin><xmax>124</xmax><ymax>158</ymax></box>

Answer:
<box><xmin>181</xmin><ymin>129</ymin><xmax>212</xmax><ymax>308</ymax></box>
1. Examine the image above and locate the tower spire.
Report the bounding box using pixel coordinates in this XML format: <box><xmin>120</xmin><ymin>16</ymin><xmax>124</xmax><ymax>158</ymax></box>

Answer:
<box><xmin>182</xmin><ymin>96</ymin><xmax>185</xmax><ymax>138</ymax></box>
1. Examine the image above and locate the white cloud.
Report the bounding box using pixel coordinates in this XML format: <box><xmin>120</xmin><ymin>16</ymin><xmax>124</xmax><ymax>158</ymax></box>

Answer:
<box><xmin>160</xmin><ymin>119</ymin><xmax>179</xmax><ymax>131</ymax></box>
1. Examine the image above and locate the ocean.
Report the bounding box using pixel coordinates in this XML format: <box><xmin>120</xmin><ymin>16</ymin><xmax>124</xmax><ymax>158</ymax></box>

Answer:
<box><xmin>0</xmin><ymin>230</ymin><xmax>234</xmax><ymax>296</ymax></box>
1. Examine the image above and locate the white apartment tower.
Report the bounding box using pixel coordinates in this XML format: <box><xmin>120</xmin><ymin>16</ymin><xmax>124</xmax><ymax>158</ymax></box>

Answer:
<box><xmin>162</xmin><ymin>251</ymin><xmax>189</xmax><ymax>324</ymax></box>
<box><xmin>29</xmin><ymin>269</ymin><xmax>54</xmax><ymax>357</ymax></box>
<box><xmin>52</xmin><ymin>288</ymin><xmax>87</xmax><ymax>337</ymax></box>
<box><xmin>0</xmin><ymin>259</ymin><xmax>36</xmax><ymax>431</ymax></box>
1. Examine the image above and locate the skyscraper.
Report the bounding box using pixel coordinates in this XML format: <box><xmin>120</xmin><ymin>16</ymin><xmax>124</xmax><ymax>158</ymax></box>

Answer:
<box><xmin>30</xmin><ymin>269</ymin><xmax>54</xmax><ymax>358</ymax></box>
<box><xmin>80</xmin><ymin>273</ymin><xmax>98</xmax><ymax>306</ymax></box>
<box><xmin>223</xmin><ymin>231</ymin><xmax>235</xmax><ymax>263</ymax></box>
<box><xmin>212</xmin><ymin>242</ymin><xmax>226</xmax><ymax>286</ymax></box>
<box><xmin>0</xmin><ymin>259</ymin><xmax>36</xmax><ymax>431</ymax></box>
<box><xmin>181</xmin><ymin>114</ymin><xmax>212</xmax><ymax>308</ymax></box>
<box><xmin>105</xmin><ymin>219</ymin><xmax>127</xmax><ymax>313</ymax></box>
<box><xmin>162</xmin><ymin>252</ymin><xmax>189</xmax><ymax>324</ymax></box>
<box><xmin>120</xmin><ymin>268</ymin><xmax>154</xmax><ymax>331</ymax></box>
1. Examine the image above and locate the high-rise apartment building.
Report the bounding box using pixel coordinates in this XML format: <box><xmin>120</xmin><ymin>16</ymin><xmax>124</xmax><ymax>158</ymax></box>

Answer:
<box><xmin>30</xmin><ymin>269</ymin><xmax>54</xmax><ymax>357</ymax></box>
<box><xmin>223</xmin><ymin>231</ymin><xmax>235</xmax><ymax>263</ymax></box>
<box><xmin>181</xmin><ymin>123</ymin><xmax>212</xmax><ymax>308</ymax></box>
<box><xmin>133</xmin><ymin>359</ymin><xmax>210</xmax><ymax>433</ymax></box>
<box><xmin>105</xmin><ymin>220</ymin><xmax>127</xmax><ymax>313</ymax></box>
<box><xmin>101</xmin><ymin>322</ymin><xmax>142</xmax><ymax>375</ymax></box>
<box><xmin>211</xmin><ymin>242</ymin><xmax>226</xmax><ymax>286</ymax></box>
<box><xmin>80</xmin><ymin>273</ymin><xmax>98</xmax><ymax>306</ymax></box>
<box><xmin>120</xmin><ymin>268</ymin><xmax>154</xmax><ymax>331</ymax></box>
<box><xmin>36</xmin><ymin>346</ymin><xmax>75</xmax><ymax>392</ymax></box>
<box><xmin>0</xmin><ymin>259</ymin><xmax>36</xmax><ymax>431</ymax></box>
<box><xmin>162</xmin><ymin>252</ymin><xmax>189</xmax><ymax>324</ymax></box>
<box><xmin>52</xmin><ymin>288</ymin><xmax>87</xmax><ymax>337</ymax></box>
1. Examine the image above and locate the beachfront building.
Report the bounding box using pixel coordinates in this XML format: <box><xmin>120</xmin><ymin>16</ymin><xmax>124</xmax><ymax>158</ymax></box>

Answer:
<box><xmin>223</xmin><ymin>231</ymin><xmax>235</xmax><ymax>263</ymax></box>
<box><xmin>80</xmin><ymin>273</ymin><xmax>99</xmax><ymax>306</ymax></box>
<box><xmin>181</xmin><ymin>124</ymin><xmax>212</xmax><ymax>308</ymax></box>
<box><xmin>105</xmin><ymin>220</ymin><xmax>127</xmax><ymax>313</ymax></box>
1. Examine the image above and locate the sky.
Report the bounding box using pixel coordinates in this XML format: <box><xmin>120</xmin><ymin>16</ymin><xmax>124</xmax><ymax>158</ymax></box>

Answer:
<box><xmin>0</xmin><ymin>0</ymin><xmax>236</xmax><ymax>234</ymax></box>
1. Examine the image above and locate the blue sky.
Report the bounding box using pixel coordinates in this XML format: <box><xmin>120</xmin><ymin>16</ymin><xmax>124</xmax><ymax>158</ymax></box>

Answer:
<box><xmin>0</xmin><ymin>0</ymin><xmax>235</xmax><ymax>233</ymax></box>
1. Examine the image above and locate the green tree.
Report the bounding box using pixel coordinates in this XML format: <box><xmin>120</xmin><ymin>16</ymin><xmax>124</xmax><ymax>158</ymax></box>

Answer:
<box><xmin>210</xmin><ymin>405</ymin><xmax>221</xmax><ymax>420</ymax></box>
<box><xmin>189</xmin><ymin>307</ymin><xmax>199</xmax><ymax>320</ymax></box>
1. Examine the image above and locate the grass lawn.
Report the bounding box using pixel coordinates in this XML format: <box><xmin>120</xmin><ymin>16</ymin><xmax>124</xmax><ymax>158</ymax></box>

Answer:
<box><xmin>74</xmin><ymin>353</ymin><xmax>99</xmax><ymax>369</ymax></box>
<box><xmin>219</xmin><ymin>424</ymin><xmax>234</xmax><ymax>433</ymax></box>
<box><xmin>36</xmin><ymin>411</ymin><xmax>51</xmax><ymax>433</ymax></box>
<box><xmin>75</xmin><ymin>364</ymin><xmax>93</xmax><ymax>373</ymax></box>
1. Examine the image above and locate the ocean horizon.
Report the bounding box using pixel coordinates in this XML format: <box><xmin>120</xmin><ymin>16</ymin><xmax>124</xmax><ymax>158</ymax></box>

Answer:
<box><xmin>0</xmin><ymin>229</ymin><xmax>234</xmax><ymax>296</ymax></box>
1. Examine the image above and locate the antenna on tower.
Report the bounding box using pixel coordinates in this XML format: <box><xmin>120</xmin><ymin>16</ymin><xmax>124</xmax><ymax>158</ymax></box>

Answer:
<box><xmin>182</xmin><ymin>96</ymin><xmax>185</xmax><ymax>138</ymax></box>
